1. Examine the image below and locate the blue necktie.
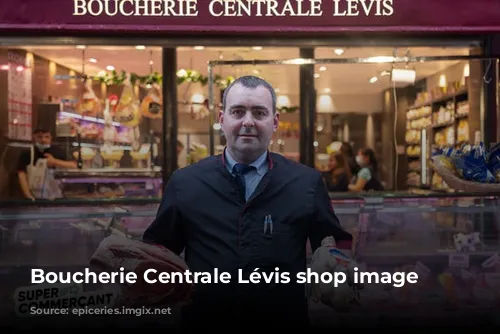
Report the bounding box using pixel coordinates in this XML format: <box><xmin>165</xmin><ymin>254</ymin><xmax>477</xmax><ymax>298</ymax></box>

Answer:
<box><xmin>232</xmin><ymin>164</ymin><xmax>255</xmax><ymax>197</ymax></box>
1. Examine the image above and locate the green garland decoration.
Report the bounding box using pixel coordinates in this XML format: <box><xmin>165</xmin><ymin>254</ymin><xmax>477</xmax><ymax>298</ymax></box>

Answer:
<box><xmin>91</xmin><ymin>69</ymin><xmax>235</xmax><ymax>90</ymax></box>
<box><xmin>90</xmin><ymin>69</ymin><xmax>298</xmax><ymax>113</ymax></box>
<box><xmin>277</xmin><ymin>106</ymin><xmax>299</xmax><ymax>113</ymax></box>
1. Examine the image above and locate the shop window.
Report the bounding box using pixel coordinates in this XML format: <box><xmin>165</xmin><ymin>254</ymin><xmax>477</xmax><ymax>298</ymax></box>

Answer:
<box><xmin>0</xmin><ymin>45</ymin><xmax>164</xmax><ymax>200</ymax></box>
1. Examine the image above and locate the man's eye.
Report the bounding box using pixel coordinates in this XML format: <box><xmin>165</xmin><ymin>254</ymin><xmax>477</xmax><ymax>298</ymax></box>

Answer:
<box><xmin>255</xmin><ymin>111</ymin><xmax>266</xmax><ymax>117</ymax></box>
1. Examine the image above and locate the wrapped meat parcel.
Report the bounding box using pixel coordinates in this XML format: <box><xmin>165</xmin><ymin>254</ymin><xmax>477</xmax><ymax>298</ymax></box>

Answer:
<box><xmin>309</xmin><ymin>236</ymin><xmax>362</xmax><ymax>312</ymax></box>
<box><xmin>140</xmin><ymin>83</ymin><xmax>163</xmax><ymax>119</ymax></box>
<box><xmin>115</xmin><ymin>75</ymin><xmax>141</xmax><ymax>127</ymax></box>
<box><xmin>76</xmin><ymin>79</ymin><xmax>102</xmax><ymax>117</ymax></box>
<box><xmin>89</xmin><ymin>235</ymin><xmax>194</xmax><ymax>308</ymax></box>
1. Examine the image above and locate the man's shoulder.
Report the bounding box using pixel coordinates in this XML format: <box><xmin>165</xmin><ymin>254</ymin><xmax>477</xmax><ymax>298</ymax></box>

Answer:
<box><xmin>171</xmin><ymin>155</ymin><xmax>220</xmax><ymax>179</ymax></box>
<box><xmin>270</xmin><ymin>153</ymin><xmax>321</xmax><ymax>177</ymax></box>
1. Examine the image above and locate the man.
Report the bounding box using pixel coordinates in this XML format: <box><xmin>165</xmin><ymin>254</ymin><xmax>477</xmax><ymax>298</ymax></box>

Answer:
<box><xmin>17</xmin><ymin>128</ymin><xmax>76</xmax><ymax>200</ymax></box>
<box><xmin>143</xmin><ymin>76</ymin><xmax>353</xmax><ymax>329</ymax></box>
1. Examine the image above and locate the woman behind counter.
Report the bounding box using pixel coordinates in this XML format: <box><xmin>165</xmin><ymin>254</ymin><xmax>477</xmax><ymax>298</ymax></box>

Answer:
<box><xmin>349</xmin><ymin>148</ymin><xmax>384</xmax><ymax>192</ymax></box>
<box><xmin>322</xmin><ymin>152</ymin><xmax>352</xmax><ymax>192</ymax></box>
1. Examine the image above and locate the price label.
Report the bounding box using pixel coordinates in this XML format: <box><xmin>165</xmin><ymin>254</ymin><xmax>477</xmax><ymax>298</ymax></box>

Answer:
<box><xmin>449</xmin><ymin>253</ymin><xmax>470</xmax><ymax>268</ymax></box>
<box><xmin>145</xmin><ymin>180</ymin><xmax>154</xmax><ymax>190</ymax></box>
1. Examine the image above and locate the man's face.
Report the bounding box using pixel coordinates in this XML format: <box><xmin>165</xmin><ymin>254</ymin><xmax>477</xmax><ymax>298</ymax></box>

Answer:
<box><xmin>219</xmin><ymin>83</ymin><xmax>279</xmax><ymax>161</ymax></box>
<box><xmin>34</xmin><ymin>132</ymin><xmax>51</xmax><ymax>146</ymax></box>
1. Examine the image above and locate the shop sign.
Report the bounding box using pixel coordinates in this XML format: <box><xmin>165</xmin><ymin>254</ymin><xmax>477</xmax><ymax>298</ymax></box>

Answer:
<box><xmin>0</xmin><ymin>0</ymin><xmax>499</xmax><ymax>33</ymax></box>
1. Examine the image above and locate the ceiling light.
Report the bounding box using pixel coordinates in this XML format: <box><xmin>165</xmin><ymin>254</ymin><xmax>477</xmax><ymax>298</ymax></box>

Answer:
<box><xmin>380</xmin><ymin>70</ymin><xmax>391</xmax><ymax>77</ymax></box>
<box><xmin>324</xmin><ymin>88</ymin><xmax>331</xmax><ymax>93</ymax></box>
<box><xmin>106</xmin><ymin>65</ymin><xmax>115</xmax><ymax>71</ymax></box>
<box><xmin>366</xmin><ymin>56</ymin><xmax>396</xmax><ymax>63</ymax></box>
<box><xmin>319</xmin><ymin>66</ymin><xmax>327</xmax><ymax>72</ymax></box>
<box><xmin>334</xmin><ymin>49</ymin><xmax>344</xmax><ymax>55</ymax></box>
<box><xmin>314</xmin><ymin>73</ymin><xmax>320</xmax><ymax>79</ymax></box>
<box><xmin>76</xmin><ymin>45</ymin><xmax>86</xmax><ymax>49</ymax></box>
<box><xmin>89</xmin><ymin>58</ymin><xmax>97</xmax><ymax>63</ymax></box>
<box><xmin>252</xmin><ymin>46</ymin><xmax>263</xmax><ymax>51</ymax></box>
<box><xmin>369</xmin><ymin>76</ymin><xmax>378</xmax><ymax>83</ymax></box>
<box><xmin>193</xmin><ymin>46</ymin><xmax>204</xmax><ymax>50</ymax></box>
<box><xmin>135</xmin><ymin>45</ymin><xmax>146</xmax><ymax>50</ymax></box>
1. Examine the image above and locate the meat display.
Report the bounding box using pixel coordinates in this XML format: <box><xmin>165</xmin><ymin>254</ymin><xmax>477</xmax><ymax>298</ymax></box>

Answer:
<box><xmin>89</xmin><ymin>235</ymin><xmax>193</xmax><ymax>307</ymax></box>
<box><xmin>76</xmin><ymin>79</ymin><xmax>102</xmax><ymax>117</ymax></box>
<box><xmin>141</xmin><ymin>83</ymin><xmax>162</xmax><ymax>119</ymax></box>
<box><xmin>115</xmin><ymin>75</ymin><xmax>141</xmax><ymax>127</ymax></box>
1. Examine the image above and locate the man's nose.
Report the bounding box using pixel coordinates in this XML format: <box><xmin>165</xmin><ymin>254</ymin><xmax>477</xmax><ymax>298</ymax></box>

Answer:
<box><xmin>241</xmin><ymin>112</ymin><xmax>255</xmax><ymax>127</ymax></box>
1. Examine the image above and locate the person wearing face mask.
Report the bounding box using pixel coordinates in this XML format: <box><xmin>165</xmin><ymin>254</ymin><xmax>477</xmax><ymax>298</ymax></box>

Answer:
<box><xmin>17</xmin><ymin>128</ymin><xmax>77</xmax><ymax>200</ymax></box>
<box><xmin>142</xmin><ymin>76</ymin><xmax>354</xmax><ymax>330</ymax></box>
<box><xmin>348</xmin><ymin>148</ymin><xmax>384</xmax><ymax>192</ymax></box>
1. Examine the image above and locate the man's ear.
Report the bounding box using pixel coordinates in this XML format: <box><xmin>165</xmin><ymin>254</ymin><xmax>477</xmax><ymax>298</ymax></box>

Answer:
<box><xmin>273</xmin><ymin>112</ymin><xmax>280</xmax><ymax>132</ymax></box>
<box><xmin>218</xmin><ymin>110</ymin><xmax>224</xmax><ymax>124</ymax></box>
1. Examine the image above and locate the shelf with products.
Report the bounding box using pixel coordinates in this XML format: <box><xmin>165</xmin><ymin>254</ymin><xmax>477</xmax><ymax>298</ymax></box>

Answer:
<box><xmin>429</xmin><ymin>93</ymin><xmax>471</xmax><ymax>191</ymax></box>
<box><xmin>405</xmin><ymin>82</ymin><xmax>473</xmax><ymax>190</ymax></box>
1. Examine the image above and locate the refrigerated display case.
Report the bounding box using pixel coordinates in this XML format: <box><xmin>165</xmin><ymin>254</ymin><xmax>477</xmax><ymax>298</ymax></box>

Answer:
<box><xmin>0</xmin><ymin>193</ymin><xmax>498</xmax><ymax>327</ymax></box>
<box><xmin>54</xmin><ymin>169</ymin><xmax>163</xmax><ymax>199</ymax></box>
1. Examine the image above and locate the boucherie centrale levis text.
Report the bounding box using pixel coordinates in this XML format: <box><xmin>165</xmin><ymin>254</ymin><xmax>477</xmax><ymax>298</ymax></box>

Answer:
<box><xmin>72</xmin><ymin>0</ymin><xmax>394</xmax><ymax>18</ymax></box>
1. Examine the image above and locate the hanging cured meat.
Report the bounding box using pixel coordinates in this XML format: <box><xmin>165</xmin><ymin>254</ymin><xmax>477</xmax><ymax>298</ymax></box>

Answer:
<box><xmin>140</xmin><ymin>83</ymin><xmax>162</xmax><ymax>119</ymax></box>
<box><xmin>115</xmin><ymin>75</ymin><xmax>141</xmax><ymax>127</ymax></box>
<box><xmin>76</xmin><ymin>79</ymin><xmax>102</xmax><ymax>117</ymax></box>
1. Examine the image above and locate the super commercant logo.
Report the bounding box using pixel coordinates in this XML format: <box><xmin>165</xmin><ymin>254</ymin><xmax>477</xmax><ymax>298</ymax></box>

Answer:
<box><xmin>13</xmin><ymin>283</ymin><xmax>117</xmax><ymax>317</ymax></box>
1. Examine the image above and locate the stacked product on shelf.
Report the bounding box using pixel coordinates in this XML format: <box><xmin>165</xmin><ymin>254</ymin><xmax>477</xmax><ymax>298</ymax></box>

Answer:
<box><xmin>406</xmin><ymin>79</ymin><xmax>472</xmax><ymax>191</ymax></box>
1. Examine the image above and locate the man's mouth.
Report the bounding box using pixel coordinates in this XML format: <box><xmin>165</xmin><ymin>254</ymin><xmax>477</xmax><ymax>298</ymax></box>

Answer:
<box><xmin>238</xmin><ymin>134</ymin><xmax>258</xmax><ymax>137</ymax></box>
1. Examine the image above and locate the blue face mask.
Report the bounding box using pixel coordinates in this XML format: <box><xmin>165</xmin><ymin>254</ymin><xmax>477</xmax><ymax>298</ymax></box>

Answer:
<box><xmin>35</xmin><ymin>143</ymin><xmax>50</xmax><ymax>151</ymax></box>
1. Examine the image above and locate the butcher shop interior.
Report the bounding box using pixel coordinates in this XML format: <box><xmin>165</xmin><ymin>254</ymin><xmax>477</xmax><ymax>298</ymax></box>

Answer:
<box><xmin>0</xmin><ymin>43</ymin><xmax>496</xmax><ymax>199</ymax></box>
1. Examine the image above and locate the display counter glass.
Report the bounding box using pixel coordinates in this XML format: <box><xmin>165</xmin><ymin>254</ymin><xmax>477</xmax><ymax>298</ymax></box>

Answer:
<box><xmin>0</xmin><ymin>193</ymin><xmax>498</xmax><ymax>327</ymax></box>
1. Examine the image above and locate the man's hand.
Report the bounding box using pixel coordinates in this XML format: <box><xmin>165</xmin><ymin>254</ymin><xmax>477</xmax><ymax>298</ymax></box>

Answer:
<box><xmin>44</xmin><ymin>153</ymin><xmax>57</xmax><ymax>167</ymax></box>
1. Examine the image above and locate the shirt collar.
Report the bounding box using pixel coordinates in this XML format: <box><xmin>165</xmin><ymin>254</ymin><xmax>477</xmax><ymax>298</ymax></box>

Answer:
<box><xmin>224</xmin><ymin>149</ymin><xmax>269</xmax><ymax>176</ymax></box>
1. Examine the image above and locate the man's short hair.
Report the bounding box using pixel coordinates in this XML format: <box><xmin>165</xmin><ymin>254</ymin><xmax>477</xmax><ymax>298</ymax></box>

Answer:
<box><xmin>222</xmin><ymin>76</ymin><xmax>277</xmax><ymax>114</ymax></box>
<box><xmin>33</xmin><ymin>128</ymin><xmax>50</xmax><ymax>135</ymax></box>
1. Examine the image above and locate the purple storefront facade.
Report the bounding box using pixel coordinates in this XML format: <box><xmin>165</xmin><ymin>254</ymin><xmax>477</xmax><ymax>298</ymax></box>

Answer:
<box><xmin>0</xmin><ymin>0</ymin><xmax>499</xmax><ymax>174</ymax></box>
<box><xmin>0</xmin><ymin>0</ymin><xmax>499</xmax><ymax>35</ymax></box>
